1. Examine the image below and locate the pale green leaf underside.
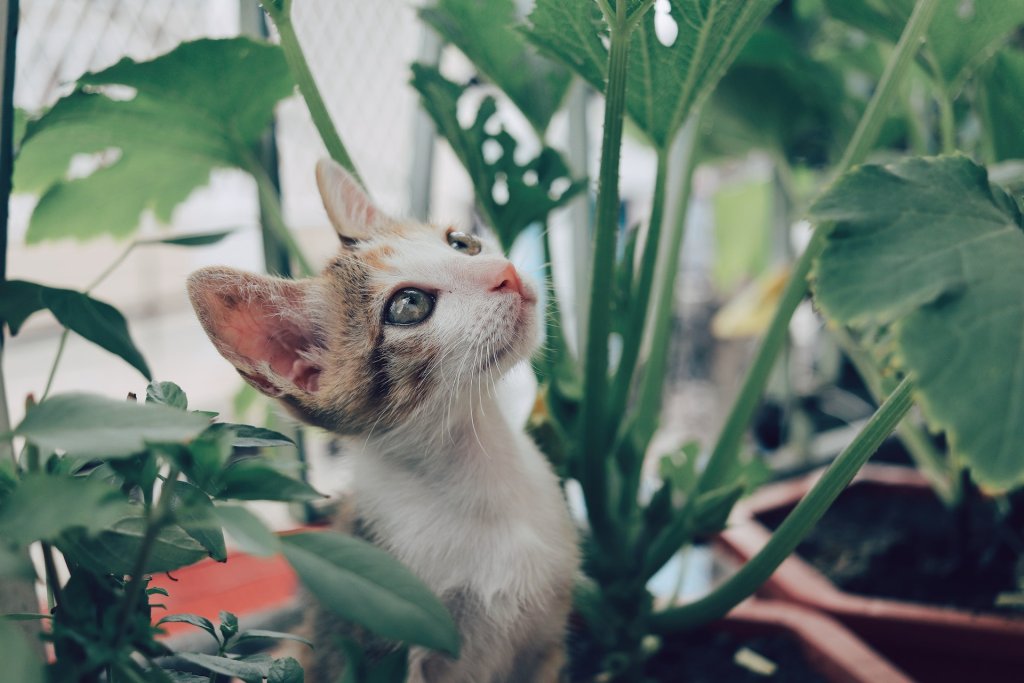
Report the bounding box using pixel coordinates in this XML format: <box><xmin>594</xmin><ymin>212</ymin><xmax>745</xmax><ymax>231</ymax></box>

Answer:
<box><xmin>812</xmin><ymin>154</ymin><xmax>1024</xmax><ymax>492</ymax></box>
<box><xmin>14</xmin><ymin>37</ymin><xmax>292</xmax><ymax>243</ymax></box>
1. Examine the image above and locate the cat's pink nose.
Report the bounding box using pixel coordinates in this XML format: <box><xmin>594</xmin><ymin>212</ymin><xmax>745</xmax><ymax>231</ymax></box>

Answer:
<box><xmin>491</xmin><ymin>262</ymin><xmax>525</xmax><ymax>297</ymax></box>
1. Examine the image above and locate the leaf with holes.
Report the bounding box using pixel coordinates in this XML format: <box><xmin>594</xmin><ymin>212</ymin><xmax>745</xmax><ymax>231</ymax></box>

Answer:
<box><xmin>420</xmin><ymin>0</ymin><xmax>571</xmax><ymax>133</ymax></box>
<box><xmin>812</xmin><ymin>154</ymin><xmax>1024</xmax><ymax>492</ymax></box>
<box><xmin>411</xmin><ymin>64</ymin><xmax>585</xmax><ymax>251</ymax></box>
<box><xmin>13</xmin><ymin>37</ymin><xmax>292</xmax><ymax>242</ymax></box>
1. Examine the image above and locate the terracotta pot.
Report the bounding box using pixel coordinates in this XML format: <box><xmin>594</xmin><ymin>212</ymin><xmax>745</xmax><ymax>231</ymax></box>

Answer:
<box><xmin>713</xmin><ymin>599</ymin><xmax>912</xmax><ymax>683</ymax></box>
<box><xmin>716</xmin><ymin>464</ymin><xmax>1024</xmax><ymax>682</ymax></box>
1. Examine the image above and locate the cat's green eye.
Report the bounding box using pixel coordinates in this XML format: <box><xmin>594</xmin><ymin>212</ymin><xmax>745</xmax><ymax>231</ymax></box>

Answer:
<box><xmin>447</xmin><ymin>230</ymin><xmax>481</xmax><ymax>255</ymax></box>
<box><xmin>385</xmin><ymin>288</ymin><xmax>435</xmax><ymax>325</ymax></box>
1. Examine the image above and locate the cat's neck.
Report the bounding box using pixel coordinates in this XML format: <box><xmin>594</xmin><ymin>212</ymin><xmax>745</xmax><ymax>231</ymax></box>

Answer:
<box><xmin>350</xmin><ymin>389</ymin><xmax>532</xmax><ymax>493</ymax></box>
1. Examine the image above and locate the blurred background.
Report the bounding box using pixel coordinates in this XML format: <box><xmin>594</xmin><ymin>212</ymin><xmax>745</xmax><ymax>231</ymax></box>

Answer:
<box><xmin>4</xmin><ymin>0</ymin><xmax>862</xmax><ymax>517</ymax></box>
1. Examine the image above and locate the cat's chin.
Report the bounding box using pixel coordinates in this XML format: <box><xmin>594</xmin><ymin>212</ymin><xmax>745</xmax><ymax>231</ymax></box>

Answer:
<box><xmin>488</xmin><ymin>296</ymin><xmax>538</xmax><ymax>371</ymax></box>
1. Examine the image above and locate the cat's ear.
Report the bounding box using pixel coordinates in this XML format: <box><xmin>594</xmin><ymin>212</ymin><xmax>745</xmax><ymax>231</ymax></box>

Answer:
<box><xmin>316</xmin><ymin>158</ymin><xmax>386</xmax><ymax>243</ymax></box>
<box><xmin>187</xmin><ymin>267</ymin><xmax>323</xmax><ymax>398</ymax></box>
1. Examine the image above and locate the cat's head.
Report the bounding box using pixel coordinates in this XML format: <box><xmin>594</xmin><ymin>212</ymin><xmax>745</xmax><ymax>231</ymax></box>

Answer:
<box><xmin>187</xmin><ymin>159</ymin><xmax>538</xmax><ymax>435</ymax></box>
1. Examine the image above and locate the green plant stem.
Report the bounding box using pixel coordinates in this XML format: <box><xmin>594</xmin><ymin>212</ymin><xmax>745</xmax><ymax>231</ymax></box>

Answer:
<box><xmin>829</xmin><ymin>325</ymin><xmax>956</xmax><ymax>503</ymax></box>
<box><xmin>249</xmin><ymin>161</ymin><xmax>315</xmax><ymax>277</ymax></box>
<box><xmin>697</xmin><ymin>0</ymin><xmax>940</xmax><ymax>495</ymax></box>
<box><xmin>608</xmin><ymin>146</ymin><xmax>669</xmax><ymax>434</ymax></box>
<box><xmin>580</xmin><ymin>5</ymin><xmax>633</xmax><ymax>549</ymax></box>
<box><xmin>40</xmin><ymin>542</ymin><xmax>63</xmax><ymax>609</ymax></box>
<box><xmin>266</xmin><ymin>4</ymin><xmax>363</xmax><ymax>187</ymax></box>
<box><xmin>936</xmin><ymin>87</ymin><xmax>956</xmax><ymax>154</ymax></box>
<box><xmin>39</xmin><ymin>240</ymin><xmax>138</xmax><ymax>402</ymax></box>
<box><xmin>651</xmin><ymin>377</ymin><xmax>915</xmax><ymax>632</ymax></box>
<box><xmin>112</xmin><ymin>466</ymin><xmax>181</xmax><ymax>649</ymax></box>
<box><xmin>631</xmin><ymin>115</ymin><xmax>700</xmax><ymax>449</ymax></box>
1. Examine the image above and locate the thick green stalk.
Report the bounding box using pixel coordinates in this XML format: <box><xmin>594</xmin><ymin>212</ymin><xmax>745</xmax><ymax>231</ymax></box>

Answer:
<box><xmin>608</xmin><ymin>147</ymin><xmax>669</xmax><ymax>429</ymax></box>
<box><xmin>267</xmin><ymin>4</ymin><xmax>363</xmax><ymax>186</ymax></box>
<box><xmin>830</xmin><ymin>325</ymin><xmax>956</xmax><ymax>503</ymax></box>
<box><xmin>651</xmin><ymin>378</ymin><xmax>915</xmax><ymax>632</ymax></box>
<box><xmin>579</xmin><ymin>6</ymin><xmax>633</xmax><ymax>548</ymax></box>
<box><xmin>697</xmin><ymin>0</ymin><xmax>940</xmax><ymax>494</ymax></box>
<box><xmin>631</xmin><ymin>117</ymin><xmax>700</xmax><ymax>448</ymax></box>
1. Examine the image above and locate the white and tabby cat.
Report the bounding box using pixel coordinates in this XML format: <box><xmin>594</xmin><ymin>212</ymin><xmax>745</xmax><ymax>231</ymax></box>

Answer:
<box><xmin>187</xmin><ymin>159</ymin><xmax>579</xmax><ymax>683</ymax></box>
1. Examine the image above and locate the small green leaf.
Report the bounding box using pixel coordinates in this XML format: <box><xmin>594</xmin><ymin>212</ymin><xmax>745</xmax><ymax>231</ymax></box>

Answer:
<box><xmin>59</xmin><ymin>514</ymin><xmax>207</xmax><ymax>574</ymax></box>
<box><xmin>0</xmin><ymin>620</ymin><xmax>45</xmax><ymax>683</ymax></box>
<box><xmin>172</xmin><ymin>481</ymin><xmax>227</xmax><ymax>562</ymax></box>
<box><xmin>812</xmin><ymin>155</ymin><xmax>1024</xmax><ymax>492</ymax></box>
<box><xmin>205</xmin><ymin>422</ymin><xmax>294</xmax><ymax>448</ymax></box>
<box><xmin>232</xmin><ymin>629</ymin><xmax>313</xmax><ymax>650</ymax></box>
<box><xmin>268</xmin><ymin>657</ymin><xmax>304</xmax><ymax>683</ymax></box>
<box><xmin>146</xmin><ymin>381</ymin><xmax>188</xmax><ymax>410</ymax></box>
<box><xmin>0</xmin><ymin>280</ymin><xmax>150</xmax><ymax>377</ymax></box>
<box><xmin>282</xmin><ymin>531</ymin><xmax>460</xmax><ymax>656</ymax></box>
<box><xmin>15</xmin><ymin>393</ymin><xmax>210</xmax><ymax>458</ymax></box>
<box><xmin>0</xmin><ymin>473</ymin><xmax>124</xmax><ymax>545</ymax></box>
<box><xmin>219</xmin><ymin>610</ymin><xmax>239</xmax><ymax>642</ymax></box>
<box><xmin>216</xmin><ymin>460</ymin><xmax>322</xmax><ymax>503</ymax></box>
<box><xmin>157</xmin><ymin>613</ymin><xmax>220</xmax><ymax>645</ymax></box>
<box><xmin>213</xmin><ymin>504</ymin><xmax>281</xmax><ymax>557</ymax></box>
<box><xmin>138</xmin><ymin>229</ymin><xmax>234</xmax><ymax>247</ymax></box>
<box><xmin>176</xmin><ymin>653</ymin><xmax>265</xmax><ymax>683</ymax></box>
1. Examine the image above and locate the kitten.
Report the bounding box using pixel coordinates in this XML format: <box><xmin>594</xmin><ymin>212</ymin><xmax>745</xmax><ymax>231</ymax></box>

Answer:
<box><xmin>187</xmin><ymin>159</ymin><xmax>580</xmax><ymax>683</ymax></box>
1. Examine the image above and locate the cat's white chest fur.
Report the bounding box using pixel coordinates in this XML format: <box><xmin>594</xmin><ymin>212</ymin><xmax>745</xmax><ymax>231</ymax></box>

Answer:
<box><xmin>348</xmin><ymin>392</ymin><xmax>578</xmax><ymax>623</ymax></box>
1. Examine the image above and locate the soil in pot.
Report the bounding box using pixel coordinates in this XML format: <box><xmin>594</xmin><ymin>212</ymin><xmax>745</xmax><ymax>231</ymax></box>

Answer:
<box><xmin>758</xmin><ymin>481</ymin><xmax>1024</xmax><ymax>615</ymax></box>
<box><xmin>568</xmin><ymin>625</ymin><xmax>827</xmax><ymax>682</ymax></box>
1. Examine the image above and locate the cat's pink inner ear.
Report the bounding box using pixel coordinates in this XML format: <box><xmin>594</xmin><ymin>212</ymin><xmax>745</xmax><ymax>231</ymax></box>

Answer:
<box><xmin>188</xmin><ymin>269</ymin><xmax>322</xmax><ymax>396</ymax></box>
<box><xmin>316</xmin><ymin>158</ymin><xmax>383</xmax><ymax>242</ymax></box>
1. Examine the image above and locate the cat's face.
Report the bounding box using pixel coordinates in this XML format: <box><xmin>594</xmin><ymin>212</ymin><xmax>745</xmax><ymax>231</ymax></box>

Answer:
<box><xmin>187</xmin><ymin>159</ymin><xmax>538</xmax><ymax>435</ymax></box>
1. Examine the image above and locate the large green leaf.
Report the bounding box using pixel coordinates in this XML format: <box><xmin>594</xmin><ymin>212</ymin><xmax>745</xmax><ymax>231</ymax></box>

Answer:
<box><xmin>411</xmin><ymin>65</ymin><xmax>585</xmax><ymax>251</ymax></box>
<box><xmin>281</xmin><ymin>531</ymin><xmax>460</xmax><ymax>656</ymax></box>
<box><xmin>420</xmin><ymin>0</ymin><xmax>571</xmax><ymax>133</ymax></box>
<box><xmin>213</xmin><ymin>504</ymin><xmax>281</xmax><ymax>557</ymax></box>
<box><xmin>823</xmin><ymin>0</ymin><xmax>1024</xmax><ymax>93</ymax></box>
<box><xmin>0</xmin><ymin>280</ymin><xmax>150</xmax><ymax>377</ymax></box>
<box><xmin>14</xmin><ymin>37</ymin><xmax>292</xmax><ymax>242</ymax></box>
<box><xmin>525</xmin><ymin>0</ymin><xmax>779</xmax><ymax>148</ymax></box>
<box><xmin>15</xmin><ymin>393</ymin><xmax>211</xmax><ymax>458</ymax></box>
<box><xmin>811</xmin><ymin>154</ymin><xmax>1024</xmax><ymax>492</ymax></box>
<box><xmin>0</xmin><ymin>473</ymin><xmax>125</xmax><ymax>545</ymax></box>
<box><xmin>977</xmin><ymin>48</ymin><xmax>1024</xmax><ymax>163</ymax></box>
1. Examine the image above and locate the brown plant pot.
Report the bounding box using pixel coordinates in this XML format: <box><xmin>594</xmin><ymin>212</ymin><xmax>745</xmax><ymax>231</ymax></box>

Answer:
<box><xmin>709</xmin><ymin>599</ymin><xmax>912</xmax><ymax>683</ymax></box>
<box><xmin>716</xmin><ymin>464</ymin><xmax>1024</xmax><ymax>682</ymax></box>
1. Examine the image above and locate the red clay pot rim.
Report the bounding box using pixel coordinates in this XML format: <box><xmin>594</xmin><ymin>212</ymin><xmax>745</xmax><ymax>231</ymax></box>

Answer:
<box><xmin>716</xmin><ymin>464</ymin><xmax>1024</xmax><ymax>652</ymax></box>
<box><xmin>717</xmin><ymin>599</ymin><xmax>912</xmax><ymax>683</ymax></box>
